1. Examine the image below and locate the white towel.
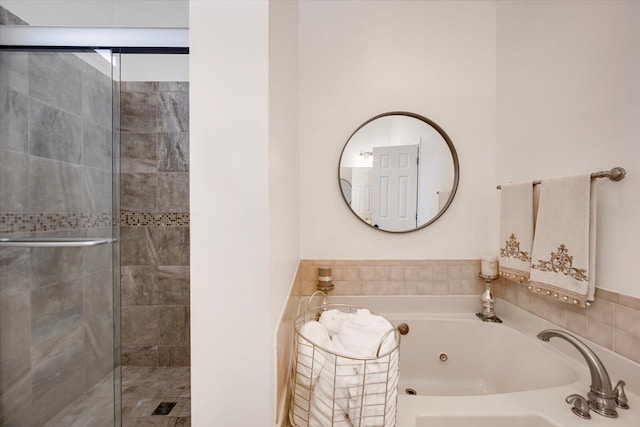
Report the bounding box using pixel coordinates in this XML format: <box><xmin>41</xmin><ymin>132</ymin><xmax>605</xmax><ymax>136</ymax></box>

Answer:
<box><xmin>348</xmin><ymin>358</ymin><xmax>398</xmax><ymax>427</ymax></box>
<box><xmin>338</xmin><ymin>309</ymin><xmax>398</xmax><ymax>427</ymax></box>
<box><xmin>297</xmin><ymin>310</ymin><xmax>399</xmax><ymax>427</ymax></box>
<box><xmin>338</xmin><ymin>309</ymin><xmax>396</xmax><ymax>357</ymax></box>
<box><xmin>499</xmin><ymin>181</ymin><xmax>534</xmax><ymax>282</ymax></box>
<box><xmin>529</xmin><ymin>174</ymin><xmax>597</xmax><ymax>307</ymax></box>
<box><xmin>296</xmin><ymin>321</ymin><xmax>332</xmax><ymax>387</ymax></box>
<box><xmin>319</xmin><ymin>309</ymin><xmax>353</xmax><ymax>337</ymax></box>
<box><xmin>308</xmin><ymin>336</ymin><xmax>355</xmax><ymax>426</ymax></box>
<box><xmin>292</xmin><ymin>321</ymin><xmax>332</xmax><ymax>426</ymax></box>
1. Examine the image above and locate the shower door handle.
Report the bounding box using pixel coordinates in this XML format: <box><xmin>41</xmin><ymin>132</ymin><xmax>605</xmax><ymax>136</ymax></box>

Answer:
<box><xmin>0</xmin><ymin>237</ymin><xmax>115</xmax><ymax>248</ymax></box>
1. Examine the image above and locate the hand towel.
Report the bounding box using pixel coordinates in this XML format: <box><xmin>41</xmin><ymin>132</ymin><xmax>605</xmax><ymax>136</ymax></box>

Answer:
<box><xmin>529</xmin><ymin>174</ymin><xmax>597</xmax><ymax>307</ymax></box>
<box><xmin>499</xmin><ymin>181</ymin><xmax>534</xmax><ymax>282</ymax></box>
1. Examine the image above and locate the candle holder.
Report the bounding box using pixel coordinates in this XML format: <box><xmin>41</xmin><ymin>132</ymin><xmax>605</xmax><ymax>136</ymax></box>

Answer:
<box><xmin>476</xmin><ymin>273</ymin><xmax>502</xmax><ymax>323</ymax></box>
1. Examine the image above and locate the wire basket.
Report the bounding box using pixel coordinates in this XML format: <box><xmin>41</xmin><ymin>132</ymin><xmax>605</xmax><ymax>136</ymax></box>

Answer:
<box><xmin>289</xmin><ymin>302</ymin><xmax>400</xmax><ymax>427</ymax></box>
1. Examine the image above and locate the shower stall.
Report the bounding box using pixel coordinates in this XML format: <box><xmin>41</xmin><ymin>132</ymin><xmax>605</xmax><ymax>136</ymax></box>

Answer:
<box><xmin>0</xmin><ymin>23</ymin><xmax>188</xmax><ymax>427</ymax></box>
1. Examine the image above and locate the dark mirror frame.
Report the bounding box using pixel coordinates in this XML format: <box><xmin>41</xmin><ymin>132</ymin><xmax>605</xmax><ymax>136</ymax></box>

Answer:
<box><xmin>338</xmin><ymin>111</ymin><xmax>460</xmax><ymax>233</ymax></box>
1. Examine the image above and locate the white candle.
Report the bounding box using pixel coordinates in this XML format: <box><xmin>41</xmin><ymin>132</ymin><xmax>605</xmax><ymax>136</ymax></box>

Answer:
<box><xmin>481</xmin><ymin>255</ymin><xmax>498</xmax><ymax>277</ymax></box>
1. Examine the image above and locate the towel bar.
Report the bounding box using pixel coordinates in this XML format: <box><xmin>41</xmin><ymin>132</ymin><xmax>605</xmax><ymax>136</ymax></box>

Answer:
<box><xmin>496</xmin><ymin>167</ymin><xmax>626</xmax><ymax>189</ymax></box>
<box><xmin>0</xmin><ymin>237</ymin><xmax>115</xmax><ymax>248</ymax></box>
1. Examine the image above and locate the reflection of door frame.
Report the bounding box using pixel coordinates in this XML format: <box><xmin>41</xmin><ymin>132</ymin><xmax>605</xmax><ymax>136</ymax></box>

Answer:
<box><xmin>351</xmin><ymin>167</ymin><xmax>372</xmax><ymax>223</ymax></box>
<box><xmin>371</xmin><ymin>144</ymin><xmax>418</xmax><ymax>231</ymax></box>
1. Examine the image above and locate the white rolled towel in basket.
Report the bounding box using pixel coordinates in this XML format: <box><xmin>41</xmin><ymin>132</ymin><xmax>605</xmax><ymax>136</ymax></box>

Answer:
<box><xmin>296</xmin><ymin>320</ymin><xmax>332</xmax><ymax>387</ymax></box>
<box><xmin>339</xmin><ymin>309</ymin><xmax>398</xmax><ymax>427</ymax></box>
<box><xmin>309</xmin><ymin>335</ymin><xmax>357</xmax><ymax>426</ymax></box>
<box><xmin>292</xmin><ymin>320</ymin><xmax>333</xmax><ymax>427</ymax></box>
<box><xmin>293</xmin><ymin>307</ymin><xmax>399</xmax><ymax>427</ymax></box>
<box><xmin>319</xmin><ymin>308</ymin><xmax>353</xmax><ymax>337</ymax></box>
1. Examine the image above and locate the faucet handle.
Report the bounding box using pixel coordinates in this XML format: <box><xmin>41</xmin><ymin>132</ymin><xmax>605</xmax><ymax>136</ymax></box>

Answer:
<box><xmin>566</xmin><ymin>394</ymin><xmax>591</xmax><ymax>419</ymax></box>
<box><xmin>614</xmin><ymin>380</ymin><xmax>630</xmax><ymax>409</ymax></box>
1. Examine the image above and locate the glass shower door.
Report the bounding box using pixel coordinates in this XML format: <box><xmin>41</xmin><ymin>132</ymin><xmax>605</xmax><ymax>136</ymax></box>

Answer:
<box><xmin>0</xmin><ymin>48</ymin><xmax>121</xmax><ymax>427</ymax></box>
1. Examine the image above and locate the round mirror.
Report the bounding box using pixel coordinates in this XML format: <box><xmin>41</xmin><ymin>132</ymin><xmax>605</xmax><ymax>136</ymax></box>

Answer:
<box><xmin>338</xmin><ymin>112</ymin><xmax>459</xmax><ymax>233</ymax></box>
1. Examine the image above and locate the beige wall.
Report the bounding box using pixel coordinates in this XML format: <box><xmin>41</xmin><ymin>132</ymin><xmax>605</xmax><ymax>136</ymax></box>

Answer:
<box><xmin>496</xmin><ymin>0</ymin><xmax>640</xmax><ymax>298</ymax></box>
<box><xmin>269</xmin><ymin>0</ymin><xmax>300</xmax><ymax>337</ymax></box>
<box><xmin>298</xmin><ymin>0</ymin><xmax>498</xmax><ymax>260</ymax></box>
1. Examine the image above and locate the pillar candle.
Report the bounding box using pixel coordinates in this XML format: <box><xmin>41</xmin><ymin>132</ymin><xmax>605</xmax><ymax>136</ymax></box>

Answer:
<box><xmin>481</xmin><ymin>255</ymin><xmax>498</xmax><ymax>276</ymax></box>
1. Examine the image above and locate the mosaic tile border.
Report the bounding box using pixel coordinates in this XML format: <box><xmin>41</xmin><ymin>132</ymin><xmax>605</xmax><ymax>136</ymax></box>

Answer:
<box><xmin>0</xmin><ymin>212</ymin><xmax>113</xmax><ymax>234</ymax></box>
<box><xmin>120</xmin><ymin>212</ymin><xmax>190</xmax><ymax>227</ymax></box>
<box><xmin>0</xmin><ymin>212</ymin><xmax>190</xmax><ymax>233</ymax></box>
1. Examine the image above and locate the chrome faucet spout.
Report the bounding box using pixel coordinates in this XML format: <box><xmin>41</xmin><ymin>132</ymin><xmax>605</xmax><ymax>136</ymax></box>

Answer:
<box><xmin>537</xmin><ymin>329</ymin><xmax>613</xmax><ymax>395</ymax></box>
<box><xmin>537</xmin><ymin>329</ymin><xmax>619</xmax><ymax>418</ymax></box>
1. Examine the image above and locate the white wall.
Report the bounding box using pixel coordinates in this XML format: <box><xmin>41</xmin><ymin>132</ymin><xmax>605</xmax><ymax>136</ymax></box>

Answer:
<box><xmin>190</xmin><ymin>1</ymin><xmax>271</xmax><ymax>425</ymax></box>
<box><xmin>268</xmin><ymin>0</ymin><xmax>300</xmax><ymax>393</ymax></box>
<box><xmin>299</xmin><ymin>0</ymin><xmax>497</xmax><ymax>259</ymax></box>
<box><xmin>496</xmin><ymin>0</ymin><xmax>640</xmax><ymax>297</ymax></box>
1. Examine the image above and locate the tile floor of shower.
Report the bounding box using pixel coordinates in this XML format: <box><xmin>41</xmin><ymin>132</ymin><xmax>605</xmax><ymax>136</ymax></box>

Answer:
<box><xmin>43</xmin><ymin>367</ymin><xmax>190</xmax><ymax>427</ymax></box>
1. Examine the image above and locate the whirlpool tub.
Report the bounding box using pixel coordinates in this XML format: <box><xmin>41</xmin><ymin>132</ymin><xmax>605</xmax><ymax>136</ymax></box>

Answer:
<box><xmin>326</xmin><ymin>296</ymin><xmax>640</xmax><ymax>427</ymax></box>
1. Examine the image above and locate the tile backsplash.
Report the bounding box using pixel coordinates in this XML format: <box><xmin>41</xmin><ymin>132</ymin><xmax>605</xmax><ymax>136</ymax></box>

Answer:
<box><xmin>293</xmin><ymin>259</ymin><xmax>486</xmax><ymax>296</ymax></box>
<box><xmin>493</xmin><ymin>279</ymin><xmax>640</xmax><ymax>364</ymax></box>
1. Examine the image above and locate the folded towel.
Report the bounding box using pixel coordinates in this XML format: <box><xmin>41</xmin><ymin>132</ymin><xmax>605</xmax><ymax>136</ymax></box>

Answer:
<box><xmin>529</xmin><ymin>174</ymin><xmax>597</xmax><ymax>307</ymax></box>
<box><xmin>319</xmin><ymin>309</ymin><xmax>353</xmax><ymax>337</ymax></box>
<box><xmin>499</xmin><ymin>181</ymin><xmax>534</xmax><ymax>282</ymax></box>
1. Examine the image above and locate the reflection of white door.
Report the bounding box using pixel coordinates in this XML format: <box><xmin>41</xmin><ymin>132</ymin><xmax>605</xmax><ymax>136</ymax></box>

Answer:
<box><xmin>372</xmin><ymin>145</ymin><xmax>418</xmax><ymax>231</ymax></box>
<box><xmin>351</xmin><ymin>167</ymin><xmax>372</xmax><ymax>223</ymax></box>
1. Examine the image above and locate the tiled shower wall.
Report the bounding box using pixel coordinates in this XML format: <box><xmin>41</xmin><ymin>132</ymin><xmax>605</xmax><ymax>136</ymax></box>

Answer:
<box><xmin>0</xmin><ymin>49</ymin><xmax>115</xmax><ymax>426</ymax></box>
<box><xmin>120</xmin><ymin>81</ymin><xmax>190</xmax><ymax>366</ymax></box>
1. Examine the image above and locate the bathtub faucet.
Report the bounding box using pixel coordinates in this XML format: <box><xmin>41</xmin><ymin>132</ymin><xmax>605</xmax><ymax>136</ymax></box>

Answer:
<box><xmin>537</xmin><ymin>329</ymin><xmax>629</xmax><ymax>419</ymax></box>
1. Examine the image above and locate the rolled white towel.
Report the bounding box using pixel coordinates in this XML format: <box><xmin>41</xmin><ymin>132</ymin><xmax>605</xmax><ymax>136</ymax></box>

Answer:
<box><xmin>293</xmin><ymin>321</ymin><xmax>332</xmax><ymax>427</ymax></box>
<box><xmin>309</xmin><ymin>362</ymin><xmax>353</xmax><ymax>427</ymax></box>
<box><xmin>319</xmin><ymin>309</ymin><xmax>352</xmax><ymax>337</ymax></box>
<box><xmin>338</xmin><ymin>310</ymin><xmax>399</xmax><ymax>427</ymax></box>
<box><xmin>348</xmin><ymin>360</ymin><xmax>391</xmax><ymax>426</ymax></box>
<box><xmin>308</xmin><ymin>335</ymin><xmax>357</xmax><ymax>426</ymax></box>
<box><xmin>296</xmin><ymin>320</ymin><xmax>332</xmax><ymax>388</ymax></box>
<box><xmin>338</xmin><ymin>309</ymin><xmax>396</xmax><ymax>357</ymax></box>
<box><xmin>329</xmin><ymin>335</ymin><xmax>357</xmax><ymax>414</ymax></box>
<box><xmin>291</xmin><ymin>386</ymin><xmax>311</xmax><ymax>427</ymax></box>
